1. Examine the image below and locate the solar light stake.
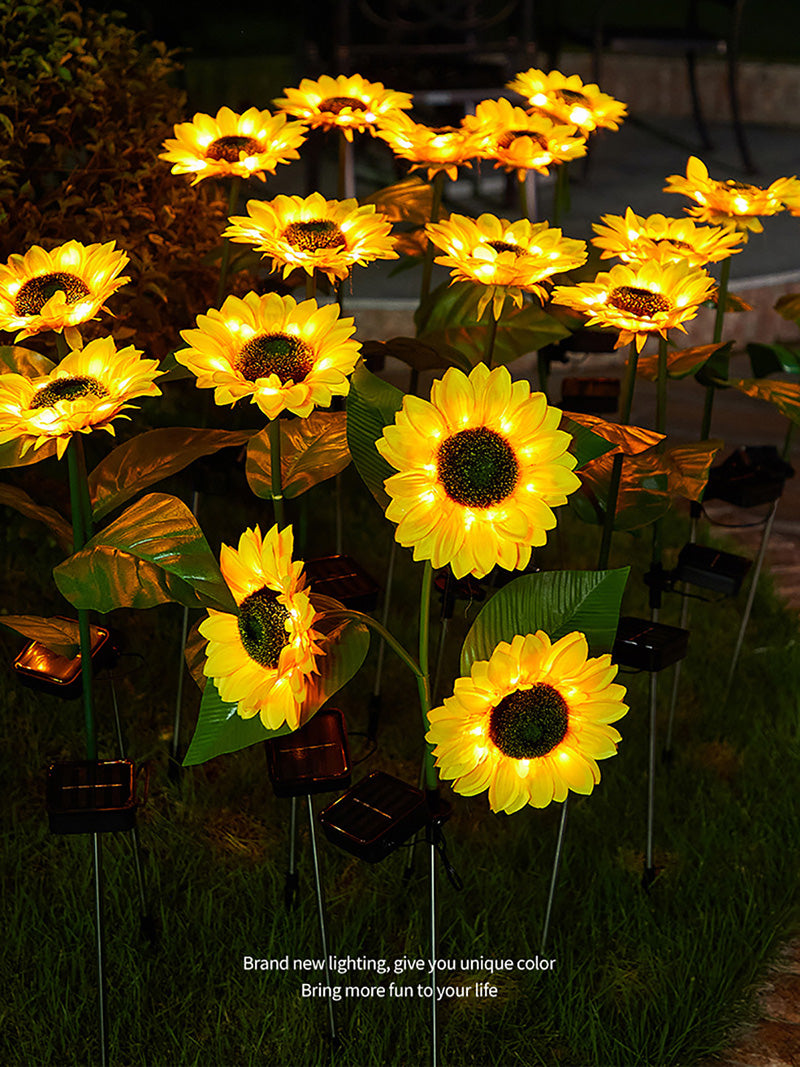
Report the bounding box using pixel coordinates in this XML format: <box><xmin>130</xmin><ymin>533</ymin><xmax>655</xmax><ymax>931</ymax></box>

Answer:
<box><xmin>171</xmin><ymin>489</ymin><xmax>199</xmax><ymax>772</ymax></box>
<box><xmin>726</xmin><ymin>498</ymin><xmax>779</xmax><ymax>691</ymax></box>
<box><xmin>93</xmin><ymin>833</ymin><xmax>108</xmax><ymax>1067</ymax></box>
<box><xmin>109</xmin><ymin>675</ymin><xmax>150</xmax><ymax>930</ymax></box>
<box><xmin>429</xmin><ymin>831</ymin><xmax>438</xmax><ymax>1067</ymax></box>
<box><xmin>540</xmin><ymin>799</ymin><xmax>569</xmax><ymax>955</ymax></box>
<box><xmin>306</xmin><ymin>794</ymin><xmax>336</xmax><ymax>1044</ymax></box>
<box><xmin>644</xmin><ymin>665</ymin><xmax>658</xmax><ymax>889</ymax></box>
<box><xmin>285</xmin><ymin>796</ymin><xmax>299</xmax><ymax>908</ymax></box>
<box><xmin>665</xmin><ymin>515</ymin><xmax>698</xmax><ymax>757</ymax></box>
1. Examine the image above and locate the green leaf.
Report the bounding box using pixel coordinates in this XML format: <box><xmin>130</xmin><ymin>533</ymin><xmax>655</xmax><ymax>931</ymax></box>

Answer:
<box><xmin>746</xmin><ymin>342</ymin><xmax>800</xmax><ymax>379</ymax></box>
<box><xmin>0</xmin><ymin>436</ymin><xmax>57</xmax><ymax>469</ymax></box>
<box><xmin>156</xmin><ymin>351</ymin><xmax>194</xmax><ymax>382</ymax></box>
<box><xmin>0</xmin><ymin>484</ymin><xmax>72</xmax><ymax>550</ymax></box>
<box><xmin>774</xmin><ymin>292</ymin><xmax>800</xmax><ymax>324</ymax></box>
<box><xmin>0</xmin><ymin>346</ymin><xmax>55</xmax><ymax>377</ymax></box>
<box><xmin>245</xmin><ymin>412</ymin><xmax>350</xmax><ymax>500</ymax></box>
<box><xmin>0</xmin><ymin>615</ymin><xmax>81</xmax><ymax>658</ymax></box>
<box><xmin>637</xmin><ymin>342</ymin><xmax>730</xmax><ymax>381</ymax></box>
<box><xmin>726</xmin><ymin>378</ymin><xmax>800</xmax><ymax>424</ymax></box>
<box><xmin>362</xmin><ymin>176</ymin><xmax>433</xmax><ymax>225</ymax></box>
<box><xmin>53</xmin><ymin>492</ymin><xmax>237</xmax><ymax>613</ymax></box>
<box><xmin>460</xmin><ymin>568</ymin><xmax>629</xmax><ymax>673</ymax></box>
<box><xmin>89</xmin><ymin>427</ymin><xmax>253</xmax><ymax>521</ymax></box>
<box><xmin>360</xmin><ymin>336</ymin><xmax>471</xmax><ymax>374</ymax></box>
<box><xmin>560</xmin><ymin>412</ymin><xmax>664</xmax><ymax>458</ymax></box>
<box><xmin>183</xmin><ymin>601</ymin><xmax>370</xmax><ymax>764</ymax></box>
<box><xmin>560</xmin><ymin>415</ymin><xmax>616</xmax><ymax>469</ymax></box>
<box><xmin>694</xmin><ymin>345</ymin><xmax>732</xmax><ymax>389</ymax></box>
<box><xmin>346</xmin><ymin>361</ymin><xmax>405</xmax><ymax>510</ymax></box>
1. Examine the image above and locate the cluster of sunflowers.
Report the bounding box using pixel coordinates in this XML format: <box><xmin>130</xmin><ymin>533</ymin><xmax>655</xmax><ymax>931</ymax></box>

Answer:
<box><xmin>3</xmin><ymin>67</ymin><xmax>800</xmax><ymax>829</ymax></box>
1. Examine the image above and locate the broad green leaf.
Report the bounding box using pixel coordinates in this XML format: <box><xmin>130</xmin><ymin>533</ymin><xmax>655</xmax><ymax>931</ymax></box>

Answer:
<box><xmin>246</xmin><ymin>411</ymin><xmax>350</xmax><ymax>500</ymax></box>
<box><xmin>156</xmin><ymin>351</ymin><xmax>194</xmax><ymax>382</ymax></box>
<box><xmin>183</xmin><ymin>601</ymin><xmax>370</xmax><ymax>764</ymax></box>
<box><xmin>559</xmin><ymin>414</ymin><xmax>615</xmax><ymax>468</ymax></box>
<box><xmin>0</xmin><ymin>483</ymin><xmax>72</xmax><ymax>550</ymax></box>
<box><xmin>0</xmin><ymin>615</ymin><xmax>81</xmax><ymax>658</ymax></box>
<box><xmin>360</xmin><ymin>336</ymin><xmax>471</xmax><ymax>374</ymax></box>
<box><xmin>774</xmin><ymin>292</ymin><xmax>800</xmax><ymax>324</ymax></box>
<box><xmin>0</xmin><ymin>436</ymin><xmax>57</xmax><ymax>469</ymax></box>
<box><xmin>746</xmin><ymin>343</ymin><xmax>800</xmax><ymax>379</ymax></box>
<box><xmin>89</xmin><ymin>427</ymin><xmax>253</xmax><ymax>521</ymax></box>
<box><xmin>346</xmin><ymin>361</ymin><xmax>405</xmax><ymax>510</ymax></box>
<box><xmin>560</xmin><ymin>412</ymin><xmax>663</xmax><ymax>458</ymax></box>
<box><xmin>460</xmin><ymin>568</ymin><xmax>629</xmax><ymax>673</ymax></box>
<box><xmin>694</xmin><ymin>345</ymin><xmax>732</xmax><ymax>389</ymax></box>
<box><xmin>727</xmin><ymin>378</ymin><xmax>800</xmax><ymax>424</ymax></box>
<box><xmin>0</xmin><ymin>346</ymin><xmax>55</xmax><ymax>377</ymax></box>
<box><xmin>637</xmin><ymin>342</ymin><xmax>730</xmax><ymax>381</ymax></box>
<box><xmin>53</xmin><ymin>492</ymin><xmax>236</xmax><ymax>613</ymax></box>
<box><xmin>362</xmin><ymin>176</ymin><xmax>433</xmax><ymax>225</ymax></box>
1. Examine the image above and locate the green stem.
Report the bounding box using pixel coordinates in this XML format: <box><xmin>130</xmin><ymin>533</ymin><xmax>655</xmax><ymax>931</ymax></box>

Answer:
<box><xmin>553</xmin><ymin>164</ymin><xmax>571</xmax><ymax>227</ymax></box>
<box><xmin>701</xmin><ymin>256</ymin><xmax>731</xmax><ymax>440</ymax></box>
<box><xmin>782</xmin><ymin>418</ymin><xmax>796</xmax><ymax>462</ymax></box>
<box><xmin>485</xmin><ymin>303</ymin><xmax>499</xmax><ymax>369</ymax></box>
<box><xmin>656</xmin><ymin>335</ymin><xmax>668</xmax><ymax>435</ymax></box>
<box><xmin>305</xmin><ymin>272</ymin><xmax>317</xmax><ymax>301</ymax></box>
<box><xmin>215</xmin><ymin>175</ymin><xmax>241</xmax><ymax>308</ymax></box>
<box><xmin>55</xmin><ymin>332</ymin><xmax>70</xmax><ymax>362</ymax></box>
<box><xmin>268</xmin><ymin>418</ymin><xmax>285</xmax><ymax>529</ymax></box>
<box><xmin>418</xmin><ymin>562</ymin><xmax>437</xmax><ymax>790</ymax></box>
<box><xmin>537</xmin><ymin>349</ymin><xmax>549</xmax><ymax>401</ymax></box>
<box><xmin>518</xmin><ymin>172</ymin><xmax>531</xmax><ymax>222</ymax></box>
<box><xmin>420</xmin><ymin>171</ymin><xmax>445</xmax><ymax>308</ymax></box>
<box><xmin>597</xmin><ymin>347</ymin><xmax>640</xmax><ymax>570</ymax></box>
<box><xmin>66</xmin><ymin>436</ymin><xmax>97</xmax><ymax>760</ymax></box>
<box><xmin>338</xmin><ymin>130</ymin><xmax>351</xmax><ymax>200</ymax></box>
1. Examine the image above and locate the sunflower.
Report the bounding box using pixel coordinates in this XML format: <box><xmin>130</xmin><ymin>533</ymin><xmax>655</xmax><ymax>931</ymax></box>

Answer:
<box><xmin>551</xmin><ymin>259</ymin><xmax>715</xmax><ymax>351</ymax></box>
<box><xmin>224</xmin><ymin>193</ymin><xmax>397</xmax><ymax>283</ymax></box>
<box><xmin>159</xmin><ymin>106</ymin><xmax>306</xmax><ymax>185</ymax></box>
<box><xmin>0</xmin><ymin>241</ymin><xmax>130</xmax><ymax>344</ymax></box>
<box><xmin>375</xmin><ymin>111</ymin><xmax>479</xmax><ymax>180</ymax></box>
<box><xmin>462</xmin><ymin>98</ymin><xmax>586</xmax><ymax>178</ymax></box>
<box><xmin>376</xmin><ymin>364</ymin><xmax>580</xmax><ymax>579</ymax></box>
<box><xmin>663</xmin><ymin>156</ymin><xmax>800</xmax><ymax>234</ymax></box>
<box><xmin>592</xmin><ymin>207</ymin><xmax>745</xmax><ymax>267</ymax></box>
<box><xmin>200</xmin><ymin>525</ymin><xmax>324</xmax><ymax>731</ymax></box>
<box><xmin>176</xmin><ymin>292</ymin><xmax>361</xmax><ymax>420</ymax></box>
<box><xmin>0</xmin><ymin>337</ymin><xmax>161</xmax><ymax>460</ymax></box>
<box><xmin>507</xmin><ymin>68</ymin><xmax>627</xmax><ymax>135</ymax></box>
<box><xmin>426</xmin><ymin>631</ymin><xmax>628</xmax><ymax>814</ymax></box>
<box><xmin>274</xmin><ymin>74</ymin><xmax>412</xmax><ymax>140</ymax></box>
<box><xmin>426</xmin><ymin>212</ymin><xmax>587</xmax><ymax>319</ymax></box>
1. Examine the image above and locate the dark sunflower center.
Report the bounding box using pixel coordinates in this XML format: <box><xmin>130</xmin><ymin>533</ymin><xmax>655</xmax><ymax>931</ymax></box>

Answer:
<box><xmin>653</xmin><ymin>238</ymin><xmax>693</xmax><ymax>252</ymax></box>
<box><xmin>555</xmin><ymin>89</ymin><xmax>588</xmax><ymax>106</ymax></box>
<box><xmin>282</xmin><ymin>219</ymin><xmax>346</xmax><ymax>251</ymax></box>
<box><xmin>319</xmin><ymin>96</ymin><xmax>366</xmax><ymax>116</ymax></box>
<box><xmin>489</xmin><ymin>684</ymin><xmax>569</xmax><ymax>759</ymax></box>
<box><xmin>498</xmin><ymin>129</ymin><xmax>548</xmax><ymax>150</ymax></box>
<box><xmin>30</xmin><ymin>375</ymin><xmax>109</xmax><ymax>409</ymax></box>
<box><xmin>15</xmin><ymin>272</ymin><xmax>91</xmax><ymax>316</ymax></box>
<box><xmin>486</xmin><ymin>240</ymin><xmax>522</xmax><ymax>256</ymax></box>
<box><xmin>236</xmin><ymin>334</ymin><xmax>315</xmax><ymax>384</ymax></box>
<box><xmin>608</xmin><ymin>285</ymin><xmax>671</xmax><ymax>319</ymax></box>
<box><xmin>436</xmin><ymin>427</ymin><xmax>519</xmax><ymax>509</ymax></box>
<box><xmin>205</xmin><ymin>135</ymin><xmax>261</xmax><ymax>162</ymax></box>
<box><xmin>237</xmin><ymin>587</ymin><xmax>290</xmax><ymax>668</ymax></box>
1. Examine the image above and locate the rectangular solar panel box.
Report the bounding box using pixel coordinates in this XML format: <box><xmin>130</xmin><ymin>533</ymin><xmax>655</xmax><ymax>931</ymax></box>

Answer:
<box><xmin>319</xmin><ymin>771</ymin><xmax>430</xmax><ymax>863</ymax></box>
<box><xmin>705</xmin><ymin>446</ymin><xmax>793</xmax><ymax>508</ymax></box>
<box><xmin>561</xmin><ymin>376</ymin><xmax>620</xmax><ymax>414</ymax></box>
<box><xmin>266</xmin><ymin>708</ymin><xmax>351</xmax><ymax>798</ymax></box>
<box><xmin>612</xmin><ymin>616</ymin><xmax>689</xmax><ymax>672</ymax></box>
<box><xmin>46</xmin><ymin>759</ymin><xmax>145</xmax><ymax>835</ymax></box>
<box><xmin>674</xmin><ymin>543</ymin><xmax>751</xmax><ymax>596</ymax></box>
<box><xmin>305</xmin><ymin>555</ymin><xmax>379</xmax><ymax>612</ymax></box>
<box><xmin>14</xmin><ymin>620</ymin><xmax>112</xmax><ymax>699</ymax></box>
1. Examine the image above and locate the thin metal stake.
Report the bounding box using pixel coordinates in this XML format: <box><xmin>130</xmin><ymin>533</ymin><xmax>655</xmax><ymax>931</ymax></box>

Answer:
<box><xmin>93</xmin><ymin>833</ymin><xmax>108</xmax><ymax>1067</ymax></box>
<box><xmin>430</xmin><ymin>835</ymin><xmax>438</xmax><ymax>1067</ymax></box>
<box><xmin>726</xmin><ymin>499</ymin><xmax>779</xmax><ymax>692</ymax></box>
<box><xmin>645</xmin><ymin>668</ymin><xmax>658</xmax><ymax>878</ymax></box>
<box><xmin>306</xmin><ymin>795</ymin><xmax>336</xmax><ymax>1044</ymax></box>
<box><xmin>665</xmin><ymin>516</ymin><xmax>698</xmax><ymax>756</ymax></box>
<box><xmin>372</xmin><ymin>538</ymin><xmax>398</xmax><ymax>701</ymax></box>
<box><xmin>285</xmin><ymin>796</ymin><xmax>299</xmax><ymax>908</ymax></box>
<box><xmin>109</xmin><ymin>675</ymin><xmax>149</xmax><ymax>924</ymax></box>
<box><xmin>540</xmin><ymin>798</ymin><xmax>568</xmax><ymax>955</ymax></box>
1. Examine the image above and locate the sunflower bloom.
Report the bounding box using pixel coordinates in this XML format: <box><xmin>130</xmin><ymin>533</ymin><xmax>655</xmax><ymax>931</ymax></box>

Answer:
<box><xmin>375</xmin><ymin>112</ymin><xmax>478</xmax><ymax>180</ymax></box>
<box><xmin>274</xmin><ymin>74</ymin><xmax>412</xmax><ymax>140</ymax></box>
<box><xmin>0</xmin><ymin>241</ymin><xmax>129</xmax><ymax>344</ymax></box>
<box><xmin>376</xmin><ymin>364</ymin><xmax>580</xmax><ymax>579</ymax></box>
<box><xmin>225</xmin><ymin>193</ymin><xmax>397</xmax><ymax>283</ymax></box>
<box><xmin>427</xmin><ymin>631</ymin><xmax>628</xmax><ymax>814</ymax></box>
<box><xmin>508</xmin><ymin>68</ymin><xmax>627</xmax><ymax>135</ymax></box>
<box><xmin>0</xmin><ymin>337</ymin><xmax>161</xmax><ymax>460</ymax></box>
<box><xmin>592</xmin><ymin>207</ymin><xmax>745</xmax><ymax>267</ymax></box>
<box><xmin>427</xmin><ymin>212</ymin><xmax>587</xmax><ymax>318</ymax></box>
<box><xmin>159</xmin><ymin>106</ymin><xmax>306</xmax><ymax>185</ymax></box>
<box><xmin>462</xmin><ymin>98</ymin><xmax>586</xmax><ymax>178</ymax></box>
<box><xmin>551</xmin><ymin>260</ymin><xmax>715</xmax><ymax>351</ymax></box>
<box><xmin>177</xmin><ymin>292</ymin><xmax>361</xmax><ymax>419</ymax></box>
<box><xmin>200</xmin><ymin>525</ymin><xmax>324</xmax><ymax>731</ymax></box>
<box><xmin>664</xmin><ymin>156</ymin><xmax>800</xmax><ymax>234</ymax></box>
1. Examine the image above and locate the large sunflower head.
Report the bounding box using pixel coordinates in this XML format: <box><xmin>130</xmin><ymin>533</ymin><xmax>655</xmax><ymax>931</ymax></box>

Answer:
<box><xmin>0</xmin><ymin>241</ymin><xmax>130</xmax><ymax>344</ymax></box>
<box><xmin>224</xmin><ymin>193</ymin><xmax>397</xmax><ymax>283</ymax></box>
<box><xmin>592</xmin><ymin>207</ymin><xmax>745</xmax><ymax>267</ymax></box>
<box><xmin>551</xmin><ymin>259</ymin><xmax>715</xmax><ymax>351</ymax></box>
<box><xmin>375</xmin><ymin>111</ymin><xmax>478</xmax><ymax>180</ymax></box>
<box><xmin>507</xmin><ymin>68</ymin><xmax>627</xmax><ymax>135</ymax></box>
<box><xmin>0</xmin><ymin>337</ymin><xmax>161</xmax><ymax>460</ymax></box>
<box><xmin>427</xmin><ymin>631</ymin><xmax>628</xmax><ymax>814</ymax></box>
<box><xmin>274</xmin><ymin>74</ymin><xmax>413</xmax><ymax>140</ymax></box>
<box><xmin>159</xmin><ymin>106</ymin><xmax>306</xmax><ymax>185</ymax></box>
<box><xmin>176</xmin><ymin>292</ymin><xmax>361</xmax><ymax>420</ymax></box>
<box><xmin>376</xmin><ymin>364</ymin><xmax>581</xmax><ymax>579</ymax></box>
<box><xmin>462</xmin><ymin>98</ymin><xmax>586</xmax><ymax>177</ymax></box>
<box><xmin>663</xmin><ymin>156</ymin><xmax>800</xmax><ymax>234</ymax></box>
<box><xmin>426</xmin><ymin>212</ymin><xmax>588</xmax><ymax>318</ymax></box>
<box><xmin>200</xmin><ymin>525</ymin><xmax>324</xmax><ymax>731</ymax></box>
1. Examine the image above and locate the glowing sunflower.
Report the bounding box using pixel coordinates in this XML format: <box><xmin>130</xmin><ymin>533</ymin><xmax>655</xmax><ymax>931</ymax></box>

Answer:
<box><xmin>375</xmin><ymin>112</ymin><xmax>478</xmax><ymax>180</ymax></box>
<box><xmin>176</xmin><ymin>292</ymin><xmax>361</xmax><ymax>420</ymax></box>
<box><xmin>507</xmin><ymin>68</ymin><xmax>627</xmax><ymax>135</ymax></box>
<box><xmin>551</xmin><ymin>259</ymin><xmax>715</xmax><ymax>351</ymax></box>
<box><xmin>200</xmin><ymin>525</ymin><xmax>324</xmax><ymax>731</ymax></box>
<box><xmin>159</xmin><ymin>106</ymin><xmax>306</xmax><ymax>185</ymax></box>
<box><xmin>592</xmin><ymin>207</ymin><xmax>745</xmax><ymax>267</ymax></box>
<box><xmin>427</xmin><ymin>631</ymin><xmax>628</xmax><ymax>814</ymax></box>
<box><xmin>376</xmin><ymin>364</ymin><xmax>580</xmax><ymax>579</ymax></box>
<box><xmin>664</xmin><ymin>156</ymin><xmax>800</xmax><ymax>234</ymax></box>
<box><xmin>0</xmin><ymin>241</ymin><xmax>129</xmax><ymax>344</ymax></box>
<box><xmin>225</xmin><ymin>193</ymin><xmax>397</xmax><ymax>283</ymax></box>
<box><xmin>426</xmin><ymin>212</ymin><xmax>587</xmax><ymax>319</ymax></box>
<box><xmin>274</xmin><ymin>74</ymin><xmax>412</xmax><ymax>140</ymax></box>
<box><xmin>462</xmin><ymin>98</ymin><xmax>586</xmax><ymax>178</ymax></box>
<box><xmin>0</xmin><ymin>337</ymin><xmax>161</xmax><ymax>460</ymax></box>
